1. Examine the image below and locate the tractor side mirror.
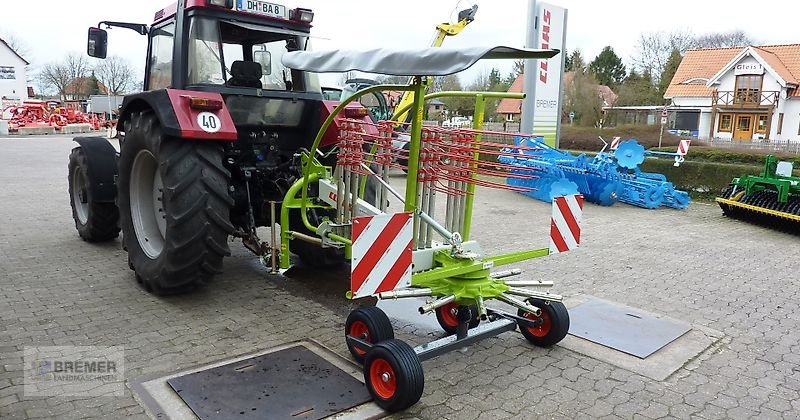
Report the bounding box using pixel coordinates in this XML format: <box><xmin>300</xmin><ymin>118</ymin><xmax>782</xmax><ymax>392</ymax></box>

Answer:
<box><xmin>253</xmin><ymin>50</ymin><xmax>271</xmax><ymax>75</ymax></box>
<box><xmin>87</xmin><ymin>27</ymin><xmax>108</xmax><ymax>59</ymax></box>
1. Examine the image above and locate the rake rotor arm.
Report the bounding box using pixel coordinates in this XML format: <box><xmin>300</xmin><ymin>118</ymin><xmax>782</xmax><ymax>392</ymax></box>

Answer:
<box><xmin>97</xmin><ymin>21</ymin><xmax>149</xmax><ymax>36</ymax></box>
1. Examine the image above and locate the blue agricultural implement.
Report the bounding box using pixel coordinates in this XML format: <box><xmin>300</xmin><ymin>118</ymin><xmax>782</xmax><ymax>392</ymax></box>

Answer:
<box><xmin>499</xmin><ymin>136</ymin><xmax>691</xmax><ymax>210</ymax></box>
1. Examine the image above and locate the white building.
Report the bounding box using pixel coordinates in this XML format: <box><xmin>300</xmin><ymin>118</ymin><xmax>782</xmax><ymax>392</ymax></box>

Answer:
<box><xmin>0</xmin><ymin>38</ymin><xmax>29</xmax><ymax>103</ymax></box>
<box><xmin>665</xmin><ymin>44</ymin><xmax>800</xmax><ymax>143</ymax></box>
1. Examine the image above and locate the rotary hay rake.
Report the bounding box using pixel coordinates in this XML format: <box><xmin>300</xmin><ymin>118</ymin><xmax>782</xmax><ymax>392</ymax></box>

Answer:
<box><xmin>277</xmin><ymin>46</ymin><xmax>583</xmax><ymax>412</ymax></box>
<box><xmin>499</xmin><ymin>136</ymin><xmax>692</xmax><ymax>210</ymax></box>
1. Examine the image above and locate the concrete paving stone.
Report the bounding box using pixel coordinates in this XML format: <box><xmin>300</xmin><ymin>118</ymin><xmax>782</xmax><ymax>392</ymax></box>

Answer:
<box><xmin>3</xmin><ymin>135</ymin><xmax>800</xmax><ymax>418</ymax></box>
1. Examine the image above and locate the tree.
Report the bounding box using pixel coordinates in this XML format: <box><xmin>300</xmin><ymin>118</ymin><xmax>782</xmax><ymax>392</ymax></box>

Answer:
<box><xmin>633</xmin><ymin>29</ymin><xmax>753</xmax><ymax>85</ymax></box>
<box><xmin>88</xmin><ymin>72</ymin><xmax>101</xmax><ymax>95</ymax></box>
<box><xmin>1</xmin><ymin>33</ymin><xmax>29</xmax><ymax>60</ymax></box>
<box><xmin>39</xmin><ymin>53</ymin><xmax>91</xmax><ymax>99</ymax></box>
<box><xmin>565</xmin><ymin>49</ymin><xmax>586</xmax><ymax>73</ymax></box>
<box><xmin>588</xmin><ymin>46</ymin><xmax>626</xmax><ymax>88</ymax></box>
<box><xmin>633</xmin><ymin>30</ymin><xmax>694</xmax><ymax>84</ymax></box>
<box><xmin>658</xmin><ymin>48</ymin><xmax>683</xmax><ymax>97</ymax></box>
<box><xmin>692</xmin><ymin>30</ymin><xmax>753</xmax><ymax>49</ymax></box>
<box><xmin>438</xmin><ymin>74</ymin><xmax>472</xmax><ymax>117</ymax></box>
<box><xmin>562</xmin><ymin>72</ymin><xmax>604</xmax><ymax>126</ymax></box>
<box><xmin>616</xmin><ymin>70</ymin><xmax>662</xmax><ymax>106</ymax></box>
<box><xmin>95</xmin><ymin>56</ymin><xmax>136</xmax><ymax>95</ymax></box>
<box><xmin>376</xmin><ymin>75</ymin><xmax>409</xmax><ymax>85</ymax></box>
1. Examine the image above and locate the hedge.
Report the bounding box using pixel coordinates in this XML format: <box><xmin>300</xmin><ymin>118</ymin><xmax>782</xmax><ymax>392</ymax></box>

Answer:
<box><xmin>560</xmin><ymin>125</ymin><xmax>682</xmax><ymax>151</ymax></box>
<box><xmin>651</xmin><ymin>145</ymin><xmax>800</xmax><ymax>167</ymax></box>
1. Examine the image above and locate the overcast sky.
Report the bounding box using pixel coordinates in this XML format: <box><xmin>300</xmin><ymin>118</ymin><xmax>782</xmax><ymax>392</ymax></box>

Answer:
<box><xmin>2</xmin><ymin>0</ymin><xmax>797</xmax><ymax>89</ymax></box>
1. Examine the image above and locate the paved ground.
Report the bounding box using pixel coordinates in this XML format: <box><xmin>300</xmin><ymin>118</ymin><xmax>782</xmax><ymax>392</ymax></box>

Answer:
<box><xmin>1</xmin><ymin>134</ymin><xmax>800</xmax><ymax>419</ymax></box>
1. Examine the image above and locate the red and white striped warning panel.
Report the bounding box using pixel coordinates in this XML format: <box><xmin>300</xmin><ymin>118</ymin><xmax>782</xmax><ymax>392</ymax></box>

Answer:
<box><xmin>609</xmin><ymin>136</ymin><xmax>622</xmax><ymax>150</ymax></box>
<box><xmin>350</xmin><ymin>212</ymin><xmax>413</xmax><ymax>299</ymax></box>
<box><xmin>550</xmin><ymin>194</ymin><xmax>584</xmax><ymax>254</ymax></box>
<box><xmin>676</xmin><ymin>139</ymin><xmax>691</xmax><ymax>156</ymax></box>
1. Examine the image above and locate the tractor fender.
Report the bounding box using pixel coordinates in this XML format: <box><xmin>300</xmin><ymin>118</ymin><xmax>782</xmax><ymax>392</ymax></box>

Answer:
<box><xmin>118</xmin><ymin>89</ymin><xmax>237</xmax><ymax>141</ymax></box>
<box><xmin>73</xmin><ymin>136</ymin><xmax>118</xmax><ymax>203</ymax></box>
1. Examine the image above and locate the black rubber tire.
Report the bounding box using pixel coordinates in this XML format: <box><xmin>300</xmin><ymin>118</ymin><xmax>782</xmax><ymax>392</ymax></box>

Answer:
<box><xmin>345</xmin><ymin>306</ymin><xmax>395</xmax><ymax>364</ymax></box>
<box><xmin>363</xmin><ymin>339</ymin><xmax>424</xmax><ymax>413</ymax></box>
<box><xmin>68</xmin><ymin>147</ymin><xmax>120</xmax><ymax>242</ymax></box>
<box><xmin>518</xmin><ymin>299</ymin><xmax>570</xmax><ymax>347</ymax></box>
<box><xmin>118</xmin><ymin>111</ymin><xmax>234</xmax><ymax>295</ymax></box>
<box><xmin>434</xmin><ymin>303</ymin><xmax>480</xmax><ymax>335</ymax></box>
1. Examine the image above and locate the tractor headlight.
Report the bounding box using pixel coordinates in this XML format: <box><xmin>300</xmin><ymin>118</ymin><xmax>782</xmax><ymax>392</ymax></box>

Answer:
<box><xmin>290</xmin><ymin>8</ymin><xmax>314</xmax><ymax>23</ymax></box>
<box><xmin>208</xmin><ymin>0</ymin><xmax>234</xmax><ymax>8</ymax></box>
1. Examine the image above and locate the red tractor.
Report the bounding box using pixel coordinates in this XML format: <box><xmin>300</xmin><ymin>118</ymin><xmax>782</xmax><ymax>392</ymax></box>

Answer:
<box><xmin>69</xmin><ymin>0</ymin><xmax>374</xmax><ymax>294</ymax></box>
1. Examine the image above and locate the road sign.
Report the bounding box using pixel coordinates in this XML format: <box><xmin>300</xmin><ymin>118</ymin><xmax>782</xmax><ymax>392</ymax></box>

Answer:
<box><xmin>569</xmin><ymin>111</ymin><xmax>575</xmax><ymax>119</ymax></box>
<box><xmin>350</xmin><ymin>212</ymin><xmax>413</xmax><ymax>298</ymax></box>
<box><xmin>661</xmin><ymin>117</ymin><xmax>668</xmax><ymax>125</ymax></box>
<box><xmin>550</xmin><ymin>194</ymin><xmax>584</xmax><ymax>254</ymax></box>
<box><xmin>661</xmin><ymin>107</ymin><xmax>669</xmax><ymax>117</ymax></box>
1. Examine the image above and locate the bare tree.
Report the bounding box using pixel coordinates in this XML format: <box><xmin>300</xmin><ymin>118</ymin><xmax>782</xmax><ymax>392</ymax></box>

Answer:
<box><xmin>633</xmin><ymin>29</ymin><xmax>694</xmax><ymax>83</ymax></box>
<box><xmin>39</xmin><ymin>53</ymin><xmax>91</xmax><ymax>99</ymax></box>
<box><xmin>691</xmin><ymin>30</ymin><xmax>753</xmax><ymax>49</ymax></box>
<box><xmin>95</xmin><ymin>56</ymin><xmax>136</xmax><ymax>95</ymax></box>
<box><xmin>1</xmin><ymin>33</ymin><xmax>29</xmax><ymax>60</ymax></box>
<box><xmin>634</xmin><ymin>29</ymin><xmax>754</xmax><ymax>85</ymax></box>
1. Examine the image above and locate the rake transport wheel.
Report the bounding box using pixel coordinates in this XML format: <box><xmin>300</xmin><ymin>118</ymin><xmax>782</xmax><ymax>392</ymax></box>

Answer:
<box><xmin>363</xmin><ymin>339</ymin><xmax>424</xmax><ymax>412</ymax></box>
<box><xmin>346</xmin><ymin>306</ymin><xmax>395</xmax><ymax>363</ymax></box>
<box><xmin>434</xmin><ymin>302</ymin><xmax>480</xmax><ymax>335</ymax></box>
<box><xmin>518</xmin><ymin>299</ymin><xmax>570</xmax><ymax>347</ymax></box>
<box><xmin>118</xmin><ymin>112</ymin><xmax>234</xmax><ymax>295</ymax></box>
<box><xmin>68</xmin><ymin>147</ymin><xmax>120</xmax><ymax>242</ymax></box>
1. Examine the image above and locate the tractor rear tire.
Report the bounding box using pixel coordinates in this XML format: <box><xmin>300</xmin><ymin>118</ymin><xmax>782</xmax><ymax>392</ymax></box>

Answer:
<box><xmin>68</xmin><ymin>147</ymin><xmax>120</xmax><ymax>242</ymax></box>
<box><xmin>118</xmin><ymin>112</ymin><xmax>234</xmax><ymax>295</ymax></box>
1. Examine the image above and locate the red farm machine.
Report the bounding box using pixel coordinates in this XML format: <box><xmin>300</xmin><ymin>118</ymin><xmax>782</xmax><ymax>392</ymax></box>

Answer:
<box><xmin>70</xmin><ymin>0</ymin><xmax>579</xmax><ymax>412</ymax></box>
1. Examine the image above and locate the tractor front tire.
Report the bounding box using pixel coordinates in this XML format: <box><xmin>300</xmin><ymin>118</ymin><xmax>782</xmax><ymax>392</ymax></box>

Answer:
<box><xmin>118</xmin><ymin>112</ymin><xmax>234</xmax><ymax>295</ymax></box>
<box><xmin>68</xmin><ymin>147</ymin><xmax>120</xmax><ymax>242</ymax></box>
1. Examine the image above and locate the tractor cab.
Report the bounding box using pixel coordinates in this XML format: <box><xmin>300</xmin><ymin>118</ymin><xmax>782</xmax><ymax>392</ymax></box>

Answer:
<box><xmin>89</xmin><ymin>0</ymin><xmax>318</xmax><ymax>94</ymax></box>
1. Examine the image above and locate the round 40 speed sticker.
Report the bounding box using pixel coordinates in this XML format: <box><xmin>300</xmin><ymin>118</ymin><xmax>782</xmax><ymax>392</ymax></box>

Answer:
<box><xmin>197</xmin><ymin>112</ymin><xmax>221</xmax><ymax>133</ymax></box>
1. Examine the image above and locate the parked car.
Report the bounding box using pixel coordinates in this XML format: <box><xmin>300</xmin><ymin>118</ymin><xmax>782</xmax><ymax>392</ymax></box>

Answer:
<box><xmin>442</xmin><ymin>116</ymin><xmax>472</xmax><ymax>128</ymax></box>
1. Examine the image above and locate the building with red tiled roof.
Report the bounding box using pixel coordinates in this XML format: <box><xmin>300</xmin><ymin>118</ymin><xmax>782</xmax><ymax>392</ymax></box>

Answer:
<box><xmin>665</xmin><ymin>44</ymin><xmax>800</xmax><ymax>142</ymax></box>
<box><xmin>64</xmin><ymin>77</ymin><xmax>108</xmax><ymax>101</ymax></box>
<box><xmin>497</xmin><ymin>72</ymin><xmax>618</xmax><ymax>122</ymax></box>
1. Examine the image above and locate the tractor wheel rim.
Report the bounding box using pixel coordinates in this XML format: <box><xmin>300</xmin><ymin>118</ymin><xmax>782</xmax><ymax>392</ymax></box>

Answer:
<box><xmin>349</xmin><ymin>321</ymin><xmax>370</xmax><ymax>356</ymax></box>
<box><xmin>130</xmin><ymin>150</ymin><xmax>166</xmax><ymax>259</ymax></box>
<box><xmin>369</xmin><ymin>359</ymin><xmax>396</xmax><ymax>399</ymax></box>
<box><xmin>439</xmin><ymin>302</ymin><xmax>460</xmax><ymax>328</ymax></box>
<box><xmin>72</xmin><ymin>166</ymin><xmax>89</xmax><ymax>224</ymax></box>
<box><xmin>525</xmin><ymin>310</ymin><xmax>552</xmax><ymax>338</ymax></box>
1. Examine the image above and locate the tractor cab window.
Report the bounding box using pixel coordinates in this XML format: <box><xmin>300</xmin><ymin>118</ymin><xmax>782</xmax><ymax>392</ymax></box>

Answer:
<box><xmin>148</xmin><ymin>22</ymin><xmax>175</xmax><ymax>90</ymax></box>
<box><xmin>187</xmin><ymin>16</ymin><xmax>306</xmax><ymax>91</ymax></box>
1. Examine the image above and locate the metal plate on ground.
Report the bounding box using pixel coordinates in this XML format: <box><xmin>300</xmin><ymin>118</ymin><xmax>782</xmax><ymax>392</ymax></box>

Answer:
<box><xmin>166</xmin><ymin>345</ymin><xmax>371</xmax><ymax>420</ymax></box>
<box><xmin>568</xmin><ymin>298</ymin><xmax>691</xmax><ymax>359</ymax></box>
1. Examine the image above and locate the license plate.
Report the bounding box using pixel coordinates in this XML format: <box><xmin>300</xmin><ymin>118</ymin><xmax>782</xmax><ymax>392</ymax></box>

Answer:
<box><xmin>236</xmin><ymin>0</ymin><xmax>287</xmax><ymax>18</ymax></box>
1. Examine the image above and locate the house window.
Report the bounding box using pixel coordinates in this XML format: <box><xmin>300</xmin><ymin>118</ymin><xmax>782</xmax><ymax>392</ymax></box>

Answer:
<box><xmin>0</xmin><ymin>66</ymin><xmax>14</xmax><ymax>80</ymax></box>
<box><xmin>777</xmin><ymin>113</ymin><xmax>784</xmax><ymax>135</ymax></box>
<box><xmin>506</xmin><ymin>113</ymin><xmax>514</xmax><ymax>122</ymax></box>
<box><xmin>735</xmin><ymin>75</ymin><xmax>762</xmax><ymax>104</ymax></box>
<box><xmin>719</xmin><ymin>113</ymin><xmax>733</xmax><ymax>132</ymax></box>
<box><xmin>756</xmin><ymin>115</ymin><xmax>769</xmax><ymax>133</ymax></box>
